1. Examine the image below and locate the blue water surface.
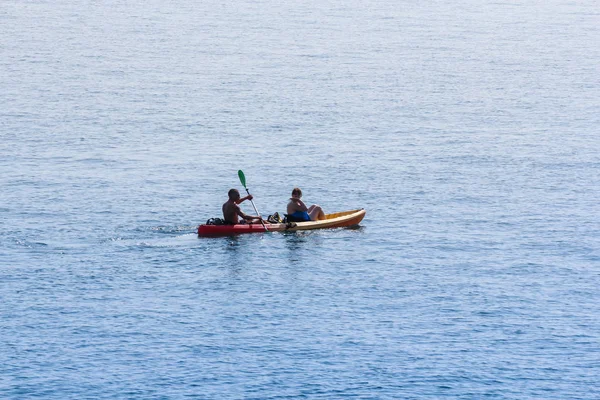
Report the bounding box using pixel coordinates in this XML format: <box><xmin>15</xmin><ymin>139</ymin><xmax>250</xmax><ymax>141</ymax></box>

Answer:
<box><xmin>1</xmin><ymin>0</ymin><xmax>599</xmax><ymax>398</ymax></box>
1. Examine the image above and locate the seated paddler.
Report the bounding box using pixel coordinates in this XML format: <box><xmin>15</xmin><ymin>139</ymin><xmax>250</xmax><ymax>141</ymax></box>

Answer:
<box><xmin>286</xmin><ymin>187</ymin><xmax>325</xmax><ymax>222</ymax></box>
<box><xmin>223</xmin><ymin>189</ymin><xmax>265</xmax><ymax>225</ymax></box>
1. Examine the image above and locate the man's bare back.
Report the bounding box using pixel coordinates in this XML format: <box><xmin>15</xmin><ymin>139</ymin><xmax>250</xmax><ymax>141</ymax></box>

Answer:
<box><xmin>222</xmin><ymin>188</ymin><xmax>263</xmax><ymax>225</ymax></box>
<box><xmin>222</xmin><ymin>199</ymin><xmax>242</xmax><ymax>225</ymax></box>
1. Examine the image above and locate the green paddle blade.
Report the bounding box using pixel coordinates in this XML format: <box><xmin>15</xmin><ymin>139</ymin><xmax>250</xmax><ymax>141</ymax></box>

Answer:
<box><xmin>238</xmin><ymin>170</ymin><xmax>247</xmax><ymax>188</ymax></box>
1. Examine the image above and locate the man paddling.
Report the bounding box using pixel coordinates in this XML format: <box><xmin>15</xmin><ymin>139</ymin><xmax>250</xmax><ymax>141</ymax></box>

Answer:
<box><xmin>223</xmin><ymin>189</ymin><xmax>265</xmax><ymax>225</ymax></box>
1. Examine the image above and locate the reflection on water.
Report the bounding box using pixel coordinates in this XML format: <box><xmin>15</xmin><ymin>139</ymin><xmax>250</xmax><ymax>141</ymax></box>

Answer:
<box><xmin>283</xmin><ymin>232</ymin><xmax>307</xmax><ymax>264</ymax></box>
<box><xmin>226</xmin><ymin>236</ymin><xmax>242</xmax><ymax>249</ymax></box>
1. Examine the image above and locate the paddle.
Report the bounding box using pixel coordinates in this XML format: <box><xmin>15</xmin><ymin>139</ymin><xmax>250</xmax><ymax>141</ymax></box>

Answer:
<box><xmin>238</xmin><ymin>170</ymin><xmax>268</xmax><ymax>232</ymax></box>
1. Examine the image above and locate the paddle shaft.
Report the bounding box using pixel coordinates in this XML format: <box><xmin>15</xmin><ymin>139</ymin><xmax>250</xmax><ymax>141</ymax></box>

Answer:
<box><xmin>237</xmin><ymin>170</ymin><xmax>268</xmax><ymax>232</ymax></box>
<box><xmin>243</xmin><ymin>187</ymin><xmax>268</xmax><ymax>232</ymax></box>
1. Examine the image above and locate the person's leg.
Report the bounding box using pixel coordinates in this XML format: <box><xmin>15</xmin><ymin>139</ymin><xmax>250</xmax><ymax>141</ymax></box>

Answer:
<box><xmin>308</xmin><ymin>204</ymin><xmax>325</xmax><ymax>220</ymax></box>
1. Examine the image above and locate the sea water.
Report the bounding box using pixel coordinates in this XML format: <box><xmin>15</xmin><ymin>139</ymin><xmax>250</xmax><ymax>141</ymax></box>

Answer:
<box><xmin>1</xmin><ymin>0</ymin><xmax>599</xmax><ymax>398</ymax></box>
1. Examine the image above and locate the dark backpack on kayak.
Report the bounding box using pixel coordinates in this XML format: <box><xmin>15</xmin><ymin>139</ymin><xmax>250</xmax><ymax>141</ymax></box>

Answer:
<box><xmin>267</xmin><ymin>212</ymin><xmax>284</xmax><ymax>224</ymax></box>
<box><xmin>206</xmin><ymin>217</ymin><xmax>230</xmax><ymax>225</ymax></box>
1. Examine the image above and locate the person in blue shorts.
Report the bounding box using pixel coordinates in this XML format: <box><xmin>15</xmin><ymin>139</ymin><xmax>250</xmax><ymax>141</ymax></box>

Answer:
<box><xmin>287</xmin><ymin>187</ymin><xmax>325</xmax><ymax>222</ymax></box>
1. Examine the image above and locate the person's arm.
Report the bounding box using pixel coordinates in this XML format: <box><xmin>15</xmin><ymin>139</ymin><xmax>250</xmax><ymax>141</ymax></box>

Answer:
<box><xmin>236</xmin><ymin>206</ymin><xmax>262</xmax><ymax>222</ymax></box>
<box><xmin>289</xmin><ymin>198</ymin><xmax>308</xmax><ymax>212</ymax></box>
<box><xmin>236</xmin><ymin>207</ymin><xmax>249</xmax><ymax>220</ymax></box>
<box><xmin>235</xmin><ymin>194</ymin><xmax>253</xmax><ymax>205</ymax></box>
<box><xmin>240</xmin><ymin>213</ymin><xmax>264</xmax><ymax>223</ymax></box>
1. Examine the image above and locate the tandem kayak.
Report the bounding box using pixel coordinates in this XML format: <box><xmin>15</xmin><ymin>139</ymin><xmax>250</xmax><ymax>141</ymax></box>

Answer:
<box><xmin>198</xmin><ymin>209</ymin><xmax>366</xmax><ymax>237</ymax></box>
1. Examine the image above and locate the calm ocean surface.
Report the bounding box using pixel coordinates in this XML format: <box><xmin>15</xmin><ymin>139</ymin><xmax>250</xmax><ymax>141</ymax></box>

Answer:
<box><xmin>1</xmin><ymin>0</ymin><xmax>599</xmax><ymax>398</ymax></box>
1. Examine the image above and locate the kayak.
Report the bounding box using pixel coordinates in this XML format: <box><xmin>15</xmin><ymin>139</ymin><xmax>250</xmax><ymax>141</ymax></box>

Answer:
<box><xmin>198</xmin><ymin>208</ymin><xmax>365</xmax><ymax>236</ymax></box>
<box><xmin>198</xmin><ymin>209</ymin><xmax>366</xmax><ymax>237</ymax></box>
